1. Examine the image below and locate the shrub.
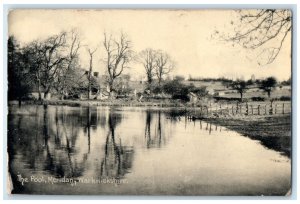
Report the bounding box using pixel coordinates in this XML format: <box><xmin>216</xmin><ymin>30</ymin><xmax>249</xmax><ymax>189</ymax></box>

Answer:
<box><xmin>162</xmin><ymin>79</ymin><xmax>190</xmax><ymax>102</ymax></box>
<box><xmin>279</xmin><ymin>96</ymin><xmax>291</xmax><ymax>101</ymax></box>
<box><xmin>251</xmin><ymin>96</ymin><xmax>265</xmax><ymax>101</ymax></box>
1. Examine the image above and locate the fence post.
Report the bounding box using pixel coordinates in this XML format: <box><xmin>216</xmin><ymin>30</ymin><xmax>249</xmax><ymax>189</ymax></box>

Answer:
<box><xmin>251</xmin><ymin>105</ymin><xmax>253</xmax><ymax>115</ymax></box>
<box><xmin>282</xmin><ymin>103</ymin><xmax>285</xmax><ymax>114</ymax></box>
<box><xmin>275</xmin><ymin>104</ymin><xmax>277</xmax><ymax>114</ymax></box>
<box><xmin>258</xmin><ymin>105</ymin><xmax>260</xmax><ymax>115</ymax></box>
<box><xmin>269</xmin><ymin>101</ymin><xmax>273</xmax><ymax>115</ymax></box>
<box><xmin>200</xmin><ymin>105</ymin><xmax>203</xmax><ymax>116</ymax></box>
<box><xmin>265</xmin><ymin>104</ymin><xmax>267</xmax><ymax>115</ymax></box>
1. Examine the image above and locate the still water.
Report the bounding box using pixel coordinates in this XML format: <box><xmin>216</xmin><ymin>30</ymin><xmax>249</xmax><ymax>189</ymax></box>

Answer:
<box><xmin>8</xmin><ymin>105</ymin><xmax>291</xmax><ymax>195</ymax></box>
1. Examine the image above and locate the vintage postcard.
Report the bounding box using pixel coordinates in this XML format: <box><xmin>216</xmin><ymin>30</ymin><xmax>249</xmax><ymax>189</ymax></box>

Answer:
<box><xmin>7</xmin><ymin>9</ymin><xmax>292</xmax><ymax>196</ymax></box>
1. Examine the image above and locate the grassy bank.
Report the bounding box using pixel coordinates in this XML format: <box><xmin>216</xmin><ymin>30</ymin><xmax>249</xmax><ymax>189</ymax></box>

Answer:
<box><xmin>203</xmin><ymin>114</ymin><xmax>291</xmax><ymax>158</ymax></box>
<box><xmin>9</xmin><ymin>99</ymin><xmax>193</xmax><ymax>108</ymax></box>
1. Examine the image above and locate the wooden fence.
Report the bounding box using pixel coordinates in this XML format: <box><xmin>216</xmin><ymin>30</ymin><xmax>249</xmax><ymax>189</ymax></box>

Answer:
<box><xmin>188</xmin><ymin>102</ymin><xmax>291</xmax><ymax>118</ymax></box>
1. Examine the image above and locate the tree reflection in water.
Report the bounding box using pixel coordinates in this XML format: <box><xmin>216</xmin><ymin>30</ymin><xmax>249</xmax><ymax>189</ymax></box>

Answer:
<box><xmin>8</xmin><ymin>106</ymin><xmax>99</xmax><ymax>188</ymax></box>
<box><xmin>100</xmin><ymin>112</ymin><xmax>134</xmax><ymax>179</ymax></box>
<box><xmin>144</xmin><ymin>110</ymin><xmax>165</xmax><ymax>149</ymax></box>
<box><xmin>43</xmin><ymin>105</ymin><xmax>89</xmax><ymax>178</ymax></box>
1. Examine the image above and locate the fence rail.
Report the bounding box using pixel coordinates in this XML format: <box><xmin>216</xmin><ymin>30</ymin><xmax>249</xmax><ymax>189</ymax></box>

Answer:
<box><xmin>188</xmin><ymin>102</ymin><xmax>291</xmax><ymax>119</ymax></box>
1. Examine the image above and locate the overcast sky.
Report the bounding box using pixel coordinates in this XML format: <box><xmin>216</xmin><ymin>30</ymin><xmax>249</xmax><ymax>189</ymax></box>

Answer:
<box><xmin>8</xmin><ymin>9</ymin><xmax>291</xmax><ymax>81</ymax></box>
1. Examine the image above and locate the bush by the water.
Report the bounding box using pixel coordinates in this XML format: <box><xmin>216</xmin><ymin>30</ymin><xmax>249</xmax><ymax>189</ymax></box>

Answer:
<box><xmin>251</xmin><ymin>96</ymin><xmax>265</xmax><ymax>101</ymax></box>
<box><xmin>162</xmin><ymin>79</ymin><xmax>207</xmax><ymax>102</ymax></box>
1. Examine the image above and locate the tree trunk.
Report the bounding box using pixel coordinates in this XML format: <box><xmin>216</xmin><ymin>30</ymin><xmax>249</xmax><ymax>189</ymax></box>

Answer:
<box><xmin>240</xmin><ymin>92</ymin><xmax>243</xmax><ymax>102</ymax></box>
<box><xmin>109</xmin><ymin>80</ymin><xmax>114</xmax><ymax>98</ymax></box>
<box><xmin>37</xmin><ymin>72</ymin><xmax>42</xmax><ymax>101</ymax></box>
<box><xmin>88</xmin><ymin>71</ymin><xmax>91</xmax><ymax>100</ymax></box>
<box><xmin>18</xmin><ymin>97</ymin><xmax>21</xmax><ymax>107</ymax></box>
<box><xmin>44</xmin><ymin>89</ymin><xmax>50</xmax><ymax>100</ymax></box>
<box><xmin>267</xmin><ymin>91</ymin><xmax>271</xmax><ymax>98</ymax></box>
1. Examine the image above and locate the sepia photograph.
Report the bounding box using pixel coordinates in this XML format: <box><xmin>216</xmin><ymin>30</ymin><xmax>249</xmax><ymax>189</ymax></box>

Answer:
<box><xmin>7</xmin><ymin>8</ymin><xmax>292</xmax><ymax>196</ymax></box>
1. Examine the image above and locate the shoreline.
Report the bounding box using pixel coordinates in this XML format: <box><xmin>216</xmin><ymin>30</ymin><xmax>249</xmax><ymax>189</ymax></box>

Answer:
<box><xmin>8</xmin><ymin>99</ymin><xmax>291</xmax><ymax>158</ymax></box>
<box><xmin>8</xmin><ymin>99</ymin><xmax>203</xmax><ymax>108</ymax></box>
<box><xmin>203</xmin><ymin>115</ymin><xmax>291</xmax><ymax>158</ymax></box>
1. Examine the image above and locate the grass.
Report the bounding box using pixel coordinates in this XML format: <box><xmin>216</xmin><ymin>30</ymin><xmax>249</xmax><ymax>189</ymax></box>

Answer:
<box><xmin>220</xmin><ymin>89</ymin><xmax>291</xmax><ymax>99</ymax></box>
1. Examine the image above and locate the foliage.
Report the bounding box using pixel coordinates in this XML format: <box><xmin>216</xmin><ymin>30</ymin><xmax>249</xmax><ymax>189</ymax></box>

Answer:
<box><xmin>8</xmin><ymin>36</ymin><xmax>32</xmax><ymax>101</ymax></box>
<box><xmin>259</xmin><ymin>77</ymin><xmax>277</xmax><ymax>97</ymax></box>
<box><xmin>251</xmin><ymin>96</ymin><xmax>265</xmax><ymax>101</ymax></box>
<box><xmin>161</xmin><ymin>79</ymin><xmax>208</xmax><ymax>101</ymax></box>
<box><xmin>230</xmin><ymin>80</ymin><xmax>247</xmax><ymax>101</ymax></box>
<box><xmin>162</xmin><ymin>79</ymin><xmax>190</xmax><ymax>101</ymax></box>
<box><xmin>281</xmin><ymin>78</ymin><xmax>291</xmax><ymax>86</ymax></box>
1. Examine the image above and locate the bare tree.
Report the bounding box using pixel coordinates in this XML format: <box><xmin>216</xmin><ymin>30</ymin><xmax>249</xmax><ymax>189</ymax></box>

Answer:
<box><xmin>39</xmin><ymin>32</ymin><xmax>68</xmax><ymax>99</ymax></box>
<box><xmin>138</xmin><ymin>48</ymin><xmax>157</xmax><ymax>87</ymax></box>
<box><xmin>103</xmin><ymin>32</ymin><xmax>132</xmax><ymax>95</ymax></box>
<box><xmin>87</xmin><ymin>47</ymin><xmax>97</xmax><ymax>100</ymax></box>
<box><xmin>215</xmin><ymin>9</ymin><xmax>292</xmax><ymax>65</ymax></box>
<box><xmin>155</xmin><ymin>50</ymin><xmax>174</xmax><ymax>86</ymax></box>
<box><xmin>56</xmin><ymin>30</ymin><xmax>81</xmax><ymax>99</ymax></box>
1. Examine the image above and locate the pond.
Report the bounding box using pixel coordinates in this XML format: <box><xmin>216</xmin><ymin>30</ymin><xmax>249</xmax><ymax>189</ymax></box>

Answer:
<box><xmin>7</xmin><ymin>105</ymin><xmax>291</xmax><ymax>195</ymax></box>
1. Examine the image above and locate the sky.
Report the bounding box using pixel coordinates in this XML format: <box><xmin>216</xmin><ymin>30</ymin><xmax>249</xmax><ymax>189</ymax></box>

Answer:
<box><xmin>8</xmin><ymin>9</ymin><xmax>292</xmax><ymax>81</ymax></box>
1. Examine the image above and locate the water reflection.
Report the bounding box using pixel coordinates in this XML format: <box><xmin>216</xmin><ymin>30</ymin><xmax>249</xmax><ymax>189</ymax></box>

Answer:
<box><xmin>145</xmin><ymin>110</ymin><xmax>165</xmax><ymax>148</ymax></box>
<box><xmin>8</xmin><ymin>105</ymin><xmax>136</xmax><ymax>193</ymax></box>
<box><xmin>7</xmin><ymin>105</ymin><xmax>291</xmax><ymax>195</ymax></box>
<box><xmin>100</xmin><ymin>112</ymin><xmax>134</xmax><ymax>178</ymax></box>
<box><xmin>43</xmin><ymin>105</ymin><xmax>88</xmax><ymax>178</ymax></box>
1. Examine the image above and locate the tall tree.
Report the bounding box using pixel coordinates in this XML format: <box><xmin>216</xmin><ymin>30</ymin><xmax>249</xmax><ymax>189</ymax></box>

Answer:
<box><xmin>260</xmin><ymin>77</ymin><xmax>277</xmax><ymax>98</ymax></box>
<box><xmin>103</xmin><ymin>32</ymin><xmax>132</xmax><ymax>96</ymax></box>
<box><xmin>56</xmin><ymin>30</ymin><xmax>81</xmax><ymax>100</ymax></box>
<box><xmin>138</xmin><ymin>48</ymin><xmax>157</xmax><ymax>87</ymax></box>
<box><xmin>155</xmin><ymin>50</ymin><xmax>174</xmax><ymax>86</ymax></box>
<box><xmin>87</xmin><ymin>47</ymin><xmax>97</xmax><ymax>100</ymax></box>
<box><xmin>8</xmin><ymin>36</ymin><xmax>31</xmax><ymax>104</ymax></box>
<box><xmin>22</xmin><ymin>41</ymin><xmax>45</xmax><ymax>100</ymax></box>
<box><xmin>39</xmin><ymin>32</ymin><xmax>68</xmax><ymax>99</ymax></box>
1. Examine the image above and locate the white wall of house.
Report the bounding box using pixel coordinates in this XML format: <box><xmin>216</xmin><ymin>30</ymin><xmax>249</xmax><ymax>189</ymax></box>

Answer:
<box><xmin>30</xmin><ymin>92</ymin><xmax>51</xmax><ymax>100</ymax></box>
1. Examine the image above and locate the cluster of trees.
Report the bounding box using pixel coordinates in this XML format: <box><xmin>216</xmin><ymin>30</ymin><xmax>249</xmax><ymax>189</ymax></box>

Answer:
<box><xmin>8</xmin><ymin>30</ymin><xmax>178</xmax><ymax>102</ymax></box>
<box><xmin>228</xmin><ymin>76</ymin><xmax>278</xmax><ymax>101</ymax></box>
<box><xmin>188</xmin><ymin>76</ymin><xmax>233</xmax><ymax>83</ymax></box>
<box><xmin>8</xmin><ymin>30</ymin><xmax>89</xmax><ymax>102</ymax></box>
<box><xmin>159</xmin><ymin>77</ymin><xmax>208</xmax><ymax>101</ymax></box>
<box><xmin>137</xmin><ymin>48</ymin><xmax>175</xmax><ymax>89</ymax></box>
